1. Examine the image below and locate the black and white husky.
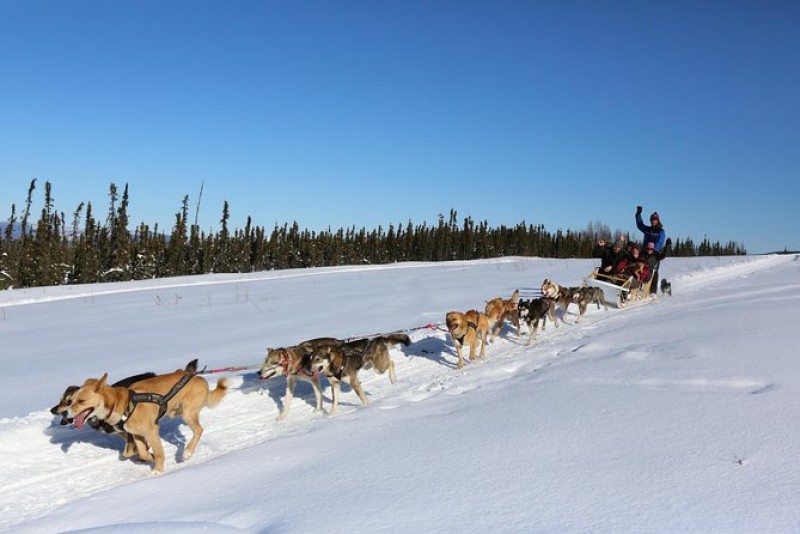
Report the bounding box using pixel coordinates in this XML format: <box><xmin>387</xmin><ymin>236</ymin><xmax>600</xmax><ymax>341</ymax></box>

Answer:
<box><xmin>660</xmin><ymin>279</ymin><xmax>672</xmax><ymax>296</ymax></box>
<box><xmin>517</xmin><ymin>298</ymin><xmax>558</xmax><ymax>345</ymax></box>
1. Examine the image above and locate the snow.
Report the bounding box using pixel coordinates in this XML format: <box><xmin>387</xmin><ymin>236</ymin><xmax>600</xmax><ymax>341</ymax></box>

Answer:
<box><xmin>1</xmin><ymin>254</ymin><xmax>799</xmax><ymax>532</ymax></box>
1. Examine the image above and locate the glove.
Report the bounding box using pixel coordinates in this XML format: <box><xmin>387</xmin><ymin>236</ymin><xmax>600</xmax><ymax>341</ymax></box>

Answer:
<box><xmin>636</xmin><ymin>206</ymin><xmax>642</xmax><ymax>215</ymax></box>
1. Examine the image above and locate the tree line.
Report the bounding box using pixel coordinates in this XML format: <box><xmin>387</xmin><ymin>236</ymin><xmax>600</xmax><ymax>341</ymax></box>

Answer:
<box><xmin>0</xmin><ymin>180</ymin><xmax>746</xmax><ymax>290</ymax></box>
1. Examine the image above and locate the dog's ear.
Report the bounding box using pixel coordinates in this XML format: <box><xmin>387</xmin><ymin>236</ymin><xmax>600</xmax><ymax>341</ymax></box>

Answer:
<box><xmin>97</xmin><ymin>373</ymin><xmax>108</xmax><ymax>389</ymax></box>
<box><xmin>185</xmin><ymin>359</ymin><xmax>198</xmax><ymax>373</ymax></box>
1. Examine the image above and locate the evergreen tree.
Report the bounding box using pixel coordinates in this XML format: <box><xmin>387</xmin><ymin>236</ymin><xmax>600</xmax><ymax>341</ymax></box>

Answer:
<box><xmin>1</xmin><ymin>179</ymin><xmax>748</xmax><ymax>289</ymax></box>
<box><xmin>108</xmin><ymin>183</ymin><xmax>132</xmax><ymax>280</ymax></box>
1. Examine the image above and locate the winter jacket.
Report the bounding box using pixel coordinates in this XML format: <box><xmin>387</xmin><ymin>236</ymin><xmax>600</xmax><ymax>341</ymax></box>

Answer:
<box><xmin>593</xmin><ymin>244</ymin><xmax>627</xmax><ymax>275</ymax></box>
<box><xmin>618</xmin><ymin>247</ymin><xmax>649</xmax><ymax>280</ymax></box>
<box><xmin>636</xmin><ymin>213</ymin><xmax>666</xmax><ymax>252</ymax></box>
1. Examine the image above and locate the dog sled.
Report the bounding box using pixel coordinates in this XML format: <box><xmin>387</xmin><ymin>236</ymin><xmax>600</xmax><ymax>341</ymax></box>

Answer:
<box><xmin>584</xmin><ymin>269</ymin><xmax>653</xmax><ymax>309</ymax></box>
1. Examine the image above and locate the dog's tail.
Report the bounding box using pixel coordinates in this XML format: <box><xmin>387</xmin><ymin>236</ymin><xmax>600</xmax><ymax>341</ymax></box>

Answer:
<box><xmin>381</xmin><ymin>333</ymin><xmax>411</xmax><ymax>347</ymax></box>
<box><xmin>206</xmin><ymin>378</ymin><xmax>229</xmax><ymax>409</ymax></box>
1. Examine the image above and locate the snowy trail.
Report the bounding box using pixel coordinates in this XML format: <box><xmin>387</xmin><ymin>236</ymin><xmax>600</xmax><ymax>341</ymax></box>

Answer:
<box><xmin>0</xmin><ymin>254</ymin><xmax>790</xmax><ymax>531</ymax></box>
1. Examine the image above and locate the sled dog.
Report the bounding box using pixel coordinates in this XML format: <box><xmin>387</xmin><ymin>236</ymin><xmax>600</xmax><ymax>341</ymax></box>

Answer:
<box><xmin>540</xmin><ymin>279</ymin><xmax>562</xmax><ymax>299</ymax></box>
<box><xmin>445</xmin><ymin>309</ymin><xmax>490</xmax><ymax>369</ymax></box>
<box><xmin>309</xmin><ymin>333</ymin><xmax>409</xmax><ymax>415</ymax></box>
<box><xmin>660</xmin><ymin>279</ymin><xmax>672</xmax><ymax>296</ymax></box>
<box><xmin>67</xmin><ymin>364</ymin><xmax>226</xmax><ymax>474</ymax></box>
<box><xmin>51</xmin><ymin>360</ymin><xmax>198</xmax><ymax>442</ymax></box>
<box><xmin>541</xmin><ymin>279</ymin><xmax>577</xmax><ymax>319</ymax></box>
<box><xmin>517</xmin><ymin>297</ymin><xmax>559</xmax><ymax>345</ymax></box>
<box><xmin>574</xmin><ymin>286</ymin><xmax>608</xmax><ymax>322</ymax></box>
<box><xmin>51</xmin><ymin>373</ymin><xmax>155</xmax><ymax>428</ymax></box>
<box><xmin>260</xmin><ymin>338</ymin><xmax>341</xmax><ymax>420</ymax></box>
<box><xmin>485</xmin><ymin>289</ymin><xmax>521</xmax><ymax>341</ymax></box>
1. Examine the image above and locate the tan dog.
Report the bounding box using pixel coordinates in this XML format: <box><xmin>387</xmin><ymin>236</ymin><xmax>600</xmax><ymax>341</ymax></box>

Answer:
<box><xmin>51</xmin><ymin>373</ymin><xmax>157</xmax><ymax>452</ymax></box>
<box><xmin>67</xmin><ymin>370</ymin><xmax>227</xmax><ymax>474</ymax></box>
<box><xmin>445</xmin><ymin>309</ymin><xmax>490</xmax><ymax>369</ymax></box>
<box><xmin>485</xmin><ymin>289</ymin><xmax>520</xmax><ymax>341</ymax></box>
<box><xmin>309</xmin><ymin>334</ymin><xmax>409</xmax><ymax>415</ymax></box>
<box><xmin>260</xmin><ymin>337</ymin><xmax>341</xmax><ymax>421</ymax></box>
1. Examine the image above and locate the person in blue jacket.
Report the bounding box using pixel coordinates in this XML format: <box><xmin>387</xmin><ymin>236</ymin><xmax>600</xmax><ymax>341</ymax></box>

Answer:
<box><xmin>636</xmin><ymin>206</ymin><xmax>667</xmax><ymax>295</ymax></box>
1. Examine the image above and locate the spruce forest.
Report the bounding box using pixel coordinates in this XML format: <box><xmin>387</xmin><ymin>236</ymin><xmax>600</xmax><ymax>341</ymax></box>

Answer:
<box><xmin>0</xmin><ymin>180</ymin><xmax>746</xmax><ymax>290</ymax></box>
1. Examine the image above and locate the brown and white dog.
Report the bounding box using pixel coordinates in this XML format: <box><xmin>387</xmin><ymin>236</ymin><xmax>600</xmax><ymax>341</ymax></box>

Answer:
<box><xmin>540</xmin><ymin>279</ymin><xmax>561</xmax><ymax>299</ymax></box>
<box><xmin>445</xmin><ymin>309</ymin><xmax>490</xmax><ymax>369</ymax></box>
<box><xmin>574</xmin><ymin>286</ymin><xmax>608</xmax><ymax>322</ymax></box>
<box><xmin>517</xmin><ymin>298</ymin><xmax>559</xmax><ymax>345</ymax></box>
<box><xmin>309</xmin><ymin>333</ymin><xmax>409</xmax><ymax>415</ymax></box>
<box><xmin>66</xmin><ymin>368</ymin><xmax>227</xmax><ymax>474</ymax></box>
<box><xmin>622</xmin><ymin>262</ymin><xmax>648</xmax><ymax>301</ymax></box>
<box><xmin>485</xmin><ymin>289</ymin><xmax>520</xmax><ymax>341</ymax></box>
<box><xmin>260</xmin><ymin>338</ymin><xmax>341</xmax><ymax>421</ymax></box>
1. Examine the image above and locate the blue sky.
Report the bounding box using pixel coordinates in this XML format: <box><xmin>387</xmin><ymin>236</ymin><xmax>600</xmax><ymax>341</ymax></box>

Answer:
<box><xmin>1</xmin><ymin>1</ymin><xmax>797</xmax><ymax>253</ymax></box>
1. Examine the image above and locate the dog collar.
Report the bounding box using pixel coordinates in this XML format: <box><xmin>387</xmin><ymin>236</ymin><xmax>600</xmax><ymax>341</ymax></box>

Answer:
<box><xmin>105</xmin><ymin>399</ymin><xmax>119</xmax><ymax>424</ymax></box>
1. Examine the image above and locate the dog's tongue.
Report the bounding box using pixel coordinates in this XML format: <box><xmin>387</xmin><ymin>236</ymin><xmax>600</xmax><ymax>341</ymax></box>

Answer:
<box><xmin>74</xmin><ymin>408</ymin><xmax>93</xmax><ymax>430</ymax></box>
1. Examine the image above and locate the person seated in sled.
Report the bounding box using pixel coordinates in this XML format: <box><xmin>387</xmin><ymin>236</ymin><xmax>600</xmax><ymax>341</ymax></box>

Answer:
<box><xmin>619</xmin><ymin>243</ymin><xmax>649</xmax><ymax>289</ymax></box>
<box><xmin>611</xmin><ymin>243</ymin><xmax>649</xmax><ymax>303</ymax></box>
<box><xmin>593</xmin><ymin>237</ymin><xmax>628</xmax><ymax>282</ymax></box>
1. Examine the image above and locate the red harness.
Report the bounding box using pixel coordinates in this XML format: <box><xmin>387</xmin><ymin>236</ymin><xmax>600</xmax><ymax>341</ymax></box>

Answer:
<box><xmin>280</xmin><ymin>355</ymin><xmax>318</xmax><ymax>379</ymax></box>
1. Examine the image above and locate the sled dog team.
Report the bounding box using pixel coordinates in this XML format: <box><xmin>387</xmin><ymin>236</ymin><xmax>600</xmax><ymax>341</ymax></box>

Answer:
<box><xmin>446</xmin><ymin>278</ymin><xmax>611</xmax><ymax>368</ymax></box>
<box><xmin>52</xmin><ymin>278</ymin><xmax>613</xmax><ymax>474</ymax></box>
<box><xmin>52</xmin><ymin>334</ymin><xmax>411</xmax><ymax>474</ymax></box>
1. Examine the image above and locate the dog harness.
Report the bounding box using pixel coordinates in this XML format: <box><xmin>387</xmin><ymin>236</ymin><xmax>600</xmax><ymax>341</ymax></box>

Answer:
<box><xmin>116</xmin><ymin>372</ymin><xmax>195</xmax><ymax>427</ymax></box>
<box><xmin>278</xmin><ymin>353</ymin><xmax>318</xmax><ymax>379</ymax></box>
<box><xmin>341</xmin><ymin>338</ymin><xmax>376</xmax><ymax>358</ymax></box>
<box><xmin>452</xmin><ymin>321</ymin><xmax>478</xmax><ymax>344</ymax></box>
